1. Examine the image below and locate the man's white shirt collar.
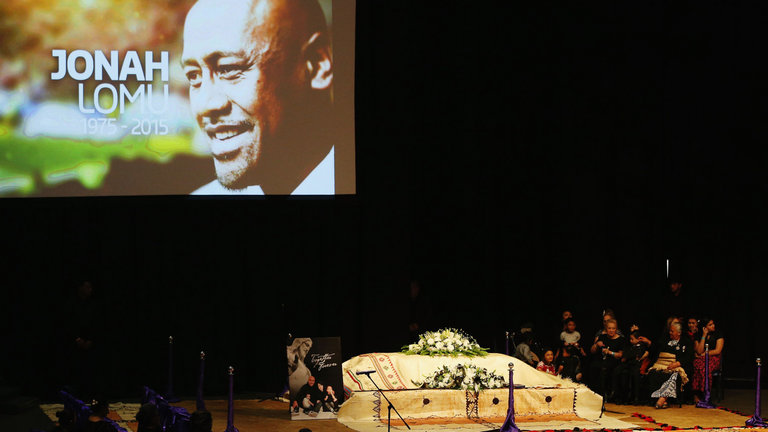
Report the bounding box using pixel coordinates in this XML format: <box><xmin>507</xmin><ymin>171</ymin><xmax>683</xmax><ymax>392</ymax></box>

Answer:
<box><xmin>192</xmin><ymin>147</ymin><xmax>335</xmax><ymax>196</ymax></box>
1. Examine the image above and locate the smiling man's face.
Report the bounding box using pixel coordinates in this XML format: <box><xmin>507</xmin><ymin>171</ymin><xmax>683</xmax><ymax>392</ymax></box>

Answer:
<box><xmin>182</xmin><ymin>0</ymin><xmax>291</xmax><ymax>188</ymax></box>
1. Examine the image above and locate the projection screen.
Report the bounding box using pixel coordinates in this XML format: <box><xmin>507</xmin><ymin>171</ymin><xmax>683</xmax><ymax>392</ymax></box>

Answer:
<box><xmin>0</xmin><ymin>0</ymin><xmax>355</xmax><ymax>197</ymax></box>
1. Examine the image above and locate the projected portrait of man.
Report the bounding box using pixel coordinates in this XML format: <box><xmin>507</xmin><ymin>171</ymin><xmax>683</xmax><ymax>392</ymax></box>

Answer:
<box><xmin>182</xmin><ymin>0</ymin><xmax>334</xmax><ymax>195</ymax></box>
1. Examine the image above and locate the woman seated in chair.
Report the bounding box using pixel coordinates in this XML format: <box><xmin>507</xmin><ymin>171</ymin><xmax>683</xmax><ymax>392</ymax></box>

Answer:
<box><xmin>646</xmin><ymin>322</ymin><xmax>693</xmax><ymax>409</ymax></box>
<box><xmin>693</xmin><ymin>317</ymin><xmax>724</xmax><ymax>402</ymax></box>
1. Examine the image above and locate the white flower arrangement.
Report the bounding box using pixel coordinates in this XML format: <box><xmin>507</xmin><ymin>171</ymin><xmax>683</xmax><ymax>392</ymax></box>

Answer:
<box><xmin>402</xmin><ymin>328</ymin><xmax>488</xmax><ymax>357</ymax></box>
<box><xmin>412</xmin><ymin>364</ymin><xmax>506</xmax><ymax>393</ymax></box>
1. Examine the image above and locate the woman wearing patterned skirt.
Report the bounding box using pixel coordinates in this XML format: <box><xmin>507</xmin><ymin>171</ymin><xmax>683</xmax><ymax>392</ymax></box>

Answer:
<box><xmin>646</xmin><ymin>323</ymin><xmax>693</xmax><ymax>409</ymax></box>
<box><xmin>693</xmin><ymin>318</ymin><xmax>725</xmax><ymax>402</ymax></box>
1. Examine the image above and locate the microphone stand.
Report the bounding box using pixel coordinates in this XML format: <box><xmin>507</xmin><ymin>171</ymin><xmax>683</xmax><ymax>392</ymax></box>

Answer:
<box><xmin>359</xmin><ymin>372</ymin><xmax>410</xmax><ymax>432</ymax></box>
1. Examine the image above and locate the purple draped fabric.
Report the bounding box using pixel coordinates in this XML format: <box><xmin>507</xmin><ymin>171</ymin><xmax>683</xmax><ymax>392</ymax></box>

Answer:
<box><xmin>500</xmin><ymin>362</ymin><xmax>520</xmax><ymax>432</ymax></box>
<box><xmin>143</xmin><ymin>386</ymin><xmax>191</xmax><ymax>432</ymax></box>
<box><xmin>197</xmin><ymin>351</ymin><xmax>206</xmax><ymax>411</ymax></box>
<box><xmin>746</xmin><ymin>358</ymin><xmax>768</xmax><ymax>427</ymax></box>
<box><xmin>696</xmin><ymin>344</ymin><xmax>715</xmax><ymax>409</ymax></box>
<box><xmin>165</xmin><ymin>336</ymin><xmax>181</xmax><ymax>403</ymax></box>
<box><xmin>225</xmin><ymin>366</ymin><xmax>239</xmax><ymax>432</ymax></box>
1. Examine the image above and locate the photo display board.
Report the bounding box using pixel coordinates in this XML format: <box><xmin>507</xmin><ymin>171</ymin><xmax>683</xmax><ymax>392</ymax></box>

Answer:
<box><xmin>0</xmin><ymin>0</ymin><xmax>355</xmax><ymax>197</ymax></box>
<box><xmin>287</xmin><ymin>337</ymin><xmax>343</xmax><ymax>420</ymax></box>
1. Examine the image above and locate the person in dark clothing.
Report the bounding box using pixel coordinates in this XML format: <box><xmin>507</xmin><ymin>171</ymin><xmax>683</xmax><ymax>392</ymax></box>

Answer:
<box><xmin>646</xmin><ymin>322</ymin><xmax>693</xmax><ymax>409</ymax></box>
<box><xmin>614</xmin><ymin>330</ymin><xmax>650</xmax><ymax>404</ymax></box>
<box><xmin>82</xmin><ymin>399</ymin><xmax>117</xmax><ymax>432</ymax></box>
<box><xmin>292</xmin><ymin>376</ymin><xmax>323</xmax><ymax>415</ymax></box>
<box><xmin>189</xmin><ymin>410</ymin><xmax>213</xmax><ymax>432</ymax></box>
<box><xmin>51</xmin><ymin>409</ymin><xmax>75</xmax><ymax>432</ymax></box>
<box><xmin>692</xmin><ymin>317</ymin><xmax>725</xmax><ymax>402</ymax></box>
<box><xmin>556</xmin><ymin>345</ymin><xmax>583</xmax><ymax>382</ymax></box>
<box><xmin>589</xmin><ymin>319</ymin><xmax>626</xmax><ymax>400</ymax></box>
<box><xmin>685</xmin><ymin>317</ymin><xmax>699</xmax><ymax>343</ymax></box>
<box><xmin>135</xmin><ymin>403</ymin><xmax>161</xmax><ymax>432</ymax></box>
<box><xmin>323</xmin><ymin>385</ymin><xmax>339</xmax><ymax>413</ymax></box>
<box><xmin>660</xmin><ymin>278</ymin><xmax>688</xmax><ymax>329</ymax></box>
<box><xmin>59</xmin><ymin>279</ymin><xmax>105</xmax><ymax>398</ymax></box>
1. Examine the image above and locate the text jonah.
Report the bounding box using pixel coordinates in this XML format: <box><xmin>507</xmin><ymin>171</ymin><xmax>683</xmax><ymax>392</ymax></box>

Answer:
<box><xmin>51</xmin><ymin>50</ymin><xmax>170</xmax><ymax>114</ymax></box>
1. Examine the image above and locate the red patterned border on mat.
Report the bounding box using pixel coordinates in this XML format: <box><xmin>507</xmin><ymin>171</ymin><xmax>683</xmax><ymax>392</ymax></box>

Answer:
<box><xmin>346</xmin><ymin>369</ymin><xmax>363</xmax><ymax>391</ymax></box>
<box><xmin>359</xmin><ymin>353</ymin><xmax>407</xmax><ymax>390</ymax></box>
<box><xmin>631</xmin><ymin>411</ymin><xmax>757</xmax><ymax>431</ymax></box>
<box><xmin>716</xmin><ymin>406</ymin><xmax>751</xmax><ymax>417</ymax></box>
<box><xmin>632</xmin><ymin>412</ymin><xmax>680</xmax><ymax>430</ymax></box>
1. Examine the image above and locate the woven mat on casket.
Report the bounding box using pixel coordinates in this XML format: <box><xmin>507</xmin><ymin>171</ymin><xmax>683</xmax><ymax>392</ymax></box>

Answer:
<box><xmin>339</xmin><ymin>353</ymin><xmax>637</xmax><ymax>431</ymax></box>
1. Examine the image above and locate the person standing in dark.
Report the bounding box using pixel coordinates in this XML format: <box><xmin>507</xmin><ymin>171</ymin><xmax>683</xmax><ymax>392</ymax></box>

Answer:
<box><xmin>614</xmin><ymin>330</ymin><xmax>650</xmax><ymax>404</ymax></box>
<box><xmin>61</xmin><ymin>279</ymin><xmax>105</xmax><ymax>399</ymax></box>
<box><xmin>407</xmin><ymin>279</ymin><xmax>433</xmax><ymax>340</ymax></box>
<box><xmin>661</xmin><ymin>278</ymin><xmax>688</xmax><ymax>327</ymax></box>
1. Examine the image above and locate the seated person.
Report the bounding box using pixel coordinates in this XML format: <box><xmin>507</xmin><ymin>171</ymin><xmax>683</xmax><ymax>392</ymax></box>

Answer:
<box><xmin>556</xmin><ymin>344</ymin><xmax>583</xmax><ymax>382</ymax></box>
<box><xmin>559</xmin><ymin>319</ymin><xmax>587</xmax><ymax>359</ymax></box>
<box><xmin>661</xmin><ymin>316</ymin><xmax>682</xmax><ymax>339</ymax></box>
<box><xmin>51</xmin><ymin>409</ymin><xmax>75</xmax><ymax>432</ymax></box>
<box><xmin>189</xmin><ymin>410</ymin><xmax>213</xmax><ymax>432</ymax></box>
<box><xmin>302</xmin><ymin>393</ymin><xmax>314</xmax><ymax>411</ymax></box>
<box><xmin>589</xmin><ymin>318</ymin><xmax>626</xmax><ymax>400</ymax></box>
<box><xmin>536</xmin><ymin>349</ymin><xmax>557</xmax><ymax>375</ymax></box>
<box><xmin>560</xmin><ymin>318</ymin><xmax>581</xmax><ymax>347</ymax></box>
<box><xmin>135</xmin><ymin>403</ymin><xmax>161</xmax><ymax>432</ymax></box>
<box><xmin>292</xmin><ymin>376</ymin><xmax>323</xmax><ymax>415</ymax></box>
<box><xmin>646</xmin><ymin>322</ymin><xmax>693</xmax><ymax>409</ymax></box>
<box><xmin>693</xmin><ymin>317</ymin><xmax>724</xmax><ymax>402</ymax></box>
<box><xmin>323</xmin><ymin>385</ymin><xmax>339</xmax><ymax>413</ymax></box>
<box><xmin>82</xmin><ymin>399</ymin><xmax>117</xmax><ymax>432</ymax></box>
<box><xmin>514</xmin><ymin>332</ymin><xmax>540</xmax><ymax>366</ymax></box>
<box><xmin>593</xmin><ymin>310</ymin><xmax>625</xmax><ymax>341</ymax></box>
<box><xmin>686</xmin><ymin>317</ymin><xmax>700</xmax><ymax>343</ymax></box>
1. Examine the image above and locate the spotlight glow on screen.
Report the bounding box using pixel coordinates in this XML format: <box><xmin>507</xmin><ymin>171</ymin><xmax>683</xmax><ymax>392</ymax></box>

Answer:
<box><xmin>0</xmin><ymin>0</ymin><xmax>355</xmax><ymax>197</ymax></box>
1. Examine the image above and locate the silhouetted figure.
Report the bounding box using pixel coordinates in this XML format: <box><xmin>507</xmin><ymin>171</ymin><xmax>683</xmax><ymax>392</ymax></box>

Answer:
<box><xmin>50</xmin><ymin>409</ymin><xmax>75</xmax><ymax>432</ymax></box>
<box><xmin>61</xmin><ymin>279</ymin><xmax>105</xmax><ymax>398</ymax></box>
<box><xmin>82</xmin><ymin>399</ymin><xmax>117</xmax><ymax>432</ymax></box>
<box><xmin>189</xmin><ymin>410</ymin><xmax>213</xmax><ymax>432</ymax></box>
<box><xmin>661</xmin><ymin>278</ymin><xmax>689</xmax><ymax>325</ymax></box>
<box><xmin>136</xmin><ymin>403</ymin><xmax>161</xmax><ymax>432</ymax></box>
<box><xmin>514</xmin><ymin>332</ymin><xmax>539</xmax><ymax>366</ymax></box>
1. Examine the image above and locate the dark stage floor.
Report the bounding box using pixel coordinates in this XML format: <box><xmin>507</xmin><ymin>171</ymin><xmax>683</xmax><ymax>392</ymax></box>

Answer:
<box><xmin>1</xmin><ymin>389</ymin><xmax>765</xmax><ymax>432</ymax></box>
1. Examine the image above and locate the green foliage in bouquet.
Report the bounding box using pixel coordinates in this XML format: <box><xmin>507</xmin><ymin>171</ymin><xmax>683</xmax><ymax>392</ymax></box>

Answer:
<box><xmin>412</xmin><ymin>363</ymin><xmax>506</xmax><ymax>393</ymax></box>
<box><xmin>401</xmin><ymin>328</ymin><xmax>489</xmax><ymax>357</ymax></box>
